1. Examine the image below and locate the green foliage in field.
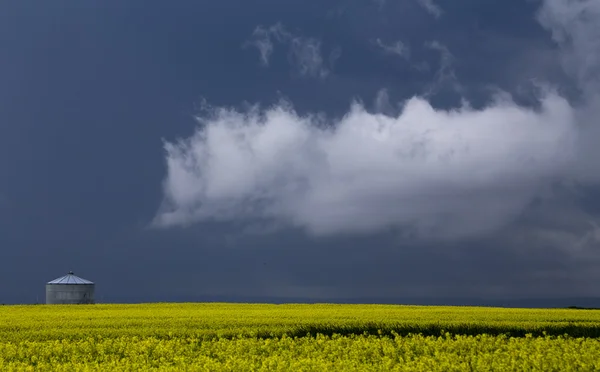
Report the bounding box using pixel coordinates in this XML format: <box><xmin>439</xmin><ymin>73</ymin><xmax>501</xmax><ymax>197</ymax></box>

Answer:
<box><xmin>1</xmin><ymin>303</ymin><xmax>600</xmax><ymax>371</ymax></box>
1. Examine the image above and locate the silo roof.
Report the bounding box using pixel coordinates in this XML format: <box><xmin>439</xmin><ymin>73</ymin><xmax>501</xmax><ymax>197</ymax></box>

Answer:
<box><xmin>47</xmin><ymin>271</ymin><xmax>94</xmax><ymax>285</ymax></box>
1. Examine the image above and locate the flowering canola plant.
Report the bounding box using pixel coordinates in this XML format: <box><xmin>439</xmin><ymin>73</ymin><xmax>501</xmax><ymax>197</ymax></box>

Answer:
<box><xmin>1</xmin><ymin>303</ymin><xmax>599</xmax><ymax>371</ymax></box>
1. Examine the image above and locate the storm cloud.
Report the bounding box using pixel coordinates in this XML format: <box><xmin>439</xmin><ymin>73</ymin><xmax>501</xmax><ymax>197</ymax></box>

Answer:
<box><xmin>155</xmin><ymin>0</ymin><xmax>599</xmax><ymax>242</ymax></box>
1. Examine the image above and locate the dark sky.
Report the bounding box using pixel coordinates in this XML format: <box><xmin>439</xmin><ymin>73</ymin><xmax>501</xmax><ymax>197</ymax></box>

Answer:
<box><xmin>1</xmin><ymin>0</ymin><xmax>599</xmax><ymax>305</ymax></box>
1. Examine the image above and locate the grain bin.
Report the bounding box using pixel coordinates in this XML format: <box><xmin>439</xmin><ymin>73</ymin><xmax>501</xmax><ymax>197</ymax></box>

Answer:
<box><xmin>46</xmin><ymin>271</ymin><xmax>95</xmax><ymax>304</ymax></box>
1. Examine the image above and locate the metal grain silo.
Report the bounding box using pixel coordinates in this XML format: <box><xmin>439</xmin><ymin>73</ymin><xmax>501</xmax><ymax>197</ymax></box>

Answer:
<box><xmin>46</xmin><ymin>271</ymin><xmax>95</xmax><ymax>304</ymax></box>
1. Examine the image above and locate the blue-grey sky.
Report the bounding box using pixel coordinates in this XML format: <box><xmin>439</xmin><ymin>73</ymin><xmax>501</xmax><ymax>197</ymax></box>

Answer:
<box><xmin>1</xmin><ymin>0</ymin><xmax>600</xmax><ymax>305</ymax></box>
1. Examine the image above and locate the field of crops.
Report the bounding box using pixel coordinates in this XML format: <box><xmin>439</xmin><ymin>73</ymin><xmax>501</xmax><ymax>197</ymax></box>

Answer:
<box><xmin>1</xmin><ymin>303</ymin><xmax>600</xmax><ymax>371</ymax></box>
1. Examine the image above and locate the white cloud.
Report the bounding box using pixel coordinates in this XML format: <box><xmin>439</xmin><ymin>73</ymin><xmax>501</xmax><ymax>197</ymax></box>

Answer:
<box><xmin>154</xmin><ymin>92</ymin><xmax>577</xmax><ymax>240</ymax></box>
<box><xmin>417</xmin><ymin>0</ymin><xmax>443</xmax><ymax>19</ymax></box>
<box><xmin>244</xmin><ymin>23</ymin><xmax>334</xmax><ymax>78</ymax></box>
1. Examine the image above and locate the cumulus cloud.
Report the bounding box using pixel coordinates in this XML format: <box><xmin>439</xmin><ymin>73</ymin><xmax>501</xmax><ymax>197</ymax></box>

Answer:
<box><xmin>154</xmin><ymin>92</ymin><xmax>576</xmax><ymax>240</ymax></box>
<box><xmin>244</xmin><ymin>23</ymin><xmax>336</xmax><ymax>78</ymax></box>
<box><xmin>416</xmin><ymin>0</ymin><xmax>443</xmax><ymax>19</ymax></box>
<box><xmin>154</xmin><ymin>0</ymin><xmax>600</xmax><ymax>242</ymax></box>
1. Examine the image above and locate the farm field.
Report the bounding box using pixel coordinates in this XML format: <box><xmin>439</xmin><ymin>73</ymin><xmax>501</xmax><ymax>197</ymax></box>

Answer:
<box><xmin>1</xmin><ymin>303</ymin><xmax>600</xmax><ymax>371</ymax></box>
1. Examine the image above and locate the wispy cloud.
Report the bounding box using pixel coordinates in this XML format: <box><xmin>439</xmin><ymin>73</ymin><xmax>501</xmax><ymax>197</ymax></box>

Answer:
<box><xmin>374</xmin><ymin>38</ymin><xmax>410</xmax><ymax>60</ymax></box>
<box><xmin>328</xmin><ymin>46</ymin><xmax>342</xmax><ymax>70</ymax></box>
<box><xmin>373</xmin><ymin>89</ymin><xmax>394</xmax><ymax>114</ymax></box>
<box><xmin>289</xmin><ymin>37</ymin><xmax>329</xmax><ymax>78</ymax></box>
<box><xmin>372</xmin><ymin>0</ymin><xmax>442</xmax><ymax>17</ymax></box>
<box><xmin>416</xmin><ymin>0</ymin><xmax>443</xmax><ymax>19</ymax></box>
<box><xmin>422</xmin><ymin>40</ymin><xmax>463</xmax><ymax>96</ymax></box>
<box><xmin>244</xmin><ymin>23</ymin><xmax>337</xmax><ymax>78</ymax></box>
<box><xmin>243</xmin><ymin>23</ymin><xmax>289</xmax><ymax>66</ymax></box>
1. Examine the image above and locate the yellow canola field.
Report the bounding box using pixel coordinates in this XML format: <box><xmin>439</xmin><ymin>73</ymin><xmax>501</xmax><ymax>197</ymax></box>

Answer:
<box><xmin>2</xmin><ymin>333</ymin><xmax>600</xmax><ymax>371</ymax></box>
<box><xmin>1</xmin><ymin>303</ymin><xmax>600</xmax><ymax>371</ymax></box>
